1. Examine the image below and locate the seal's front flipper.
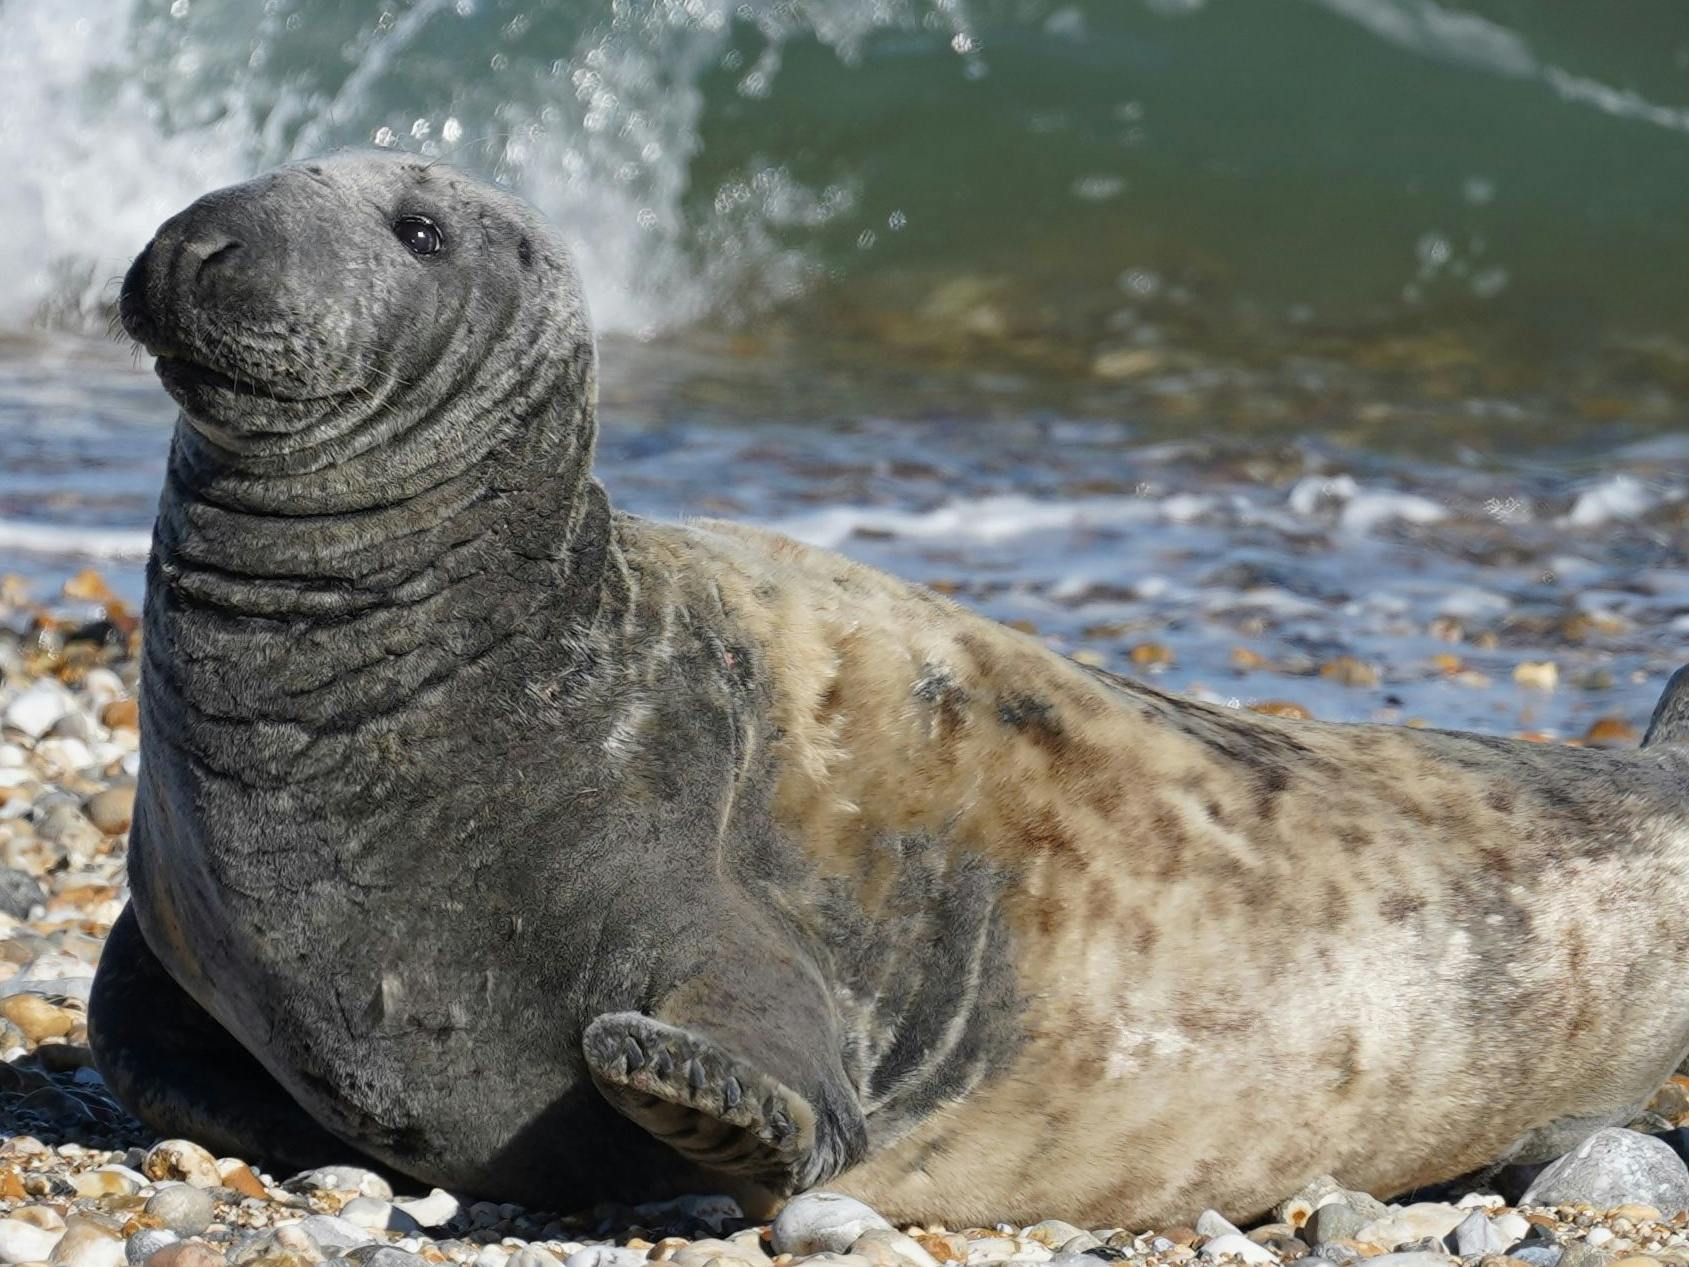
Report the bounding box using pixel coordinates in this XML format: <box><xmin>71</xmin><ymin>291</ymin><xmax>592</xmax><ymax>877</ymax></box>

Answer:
<box><xmin>583</xmin><ymin>1012</ymin><xmax>865</xmax><ymax>1192</ymax></box>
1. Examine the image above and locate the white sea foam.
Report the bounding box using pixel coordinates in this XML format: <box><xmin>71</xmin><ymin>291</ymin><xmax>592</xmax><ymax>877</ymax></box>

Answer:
<box><xmin>0</xmin><ymin>0</ymin><xmax>966</xmax><ymax>336</ymax></box>
<box><xmin>0</xmin><ymin>520</ymin><xmax>152</xmax><ymax>561</ymax></box>
<box><xmin>1562</xmin><ymin>474</ymin><xmax>1660</xmax><ymax>527</ymax></box>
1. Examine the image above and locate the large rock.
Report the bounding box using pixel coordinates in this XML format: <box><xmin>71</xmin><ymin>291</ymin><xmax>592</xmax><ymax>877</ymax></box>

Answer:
<box><xmin>1521</xmin><ymin>1129</ymin><xmax>1689</xmax><ymax>1215</ymax></box>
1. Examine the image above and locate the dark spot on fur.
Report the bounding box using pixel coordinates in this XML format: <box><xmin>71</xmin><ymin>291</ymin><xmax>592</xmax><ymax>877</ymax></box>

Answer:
<box><xmin>1321</xmin><ymin>879</ymin><xmax>1351</xmax><ymax>923</ymax></box>
<box><xmin>996</xmin><ymin>695</ymin><xmax>1069</xmax><ymax>756</ymax></box>
<box><xmin>1336</xmin><ymin>825</ymin><xmax>1370</xmax><ymax>853</ymax></box>
<box><xmin>1329</xmin><ymin>1029</ymin><xmax>1362</xmax><ymax>1097</ymax></box>
<box><xmin>518</xmin><ymin>236</ymin><xmax>534</xmax><ymax>268</ymax></box>
<box><xmin>1134</xmin><ymin>922</ymin><xmax>1158</xmax><ymax>955</ymax></box>
<box><xmin>1485</xmin><ymin>788</ymin><xmax>1514</xmax><ymax>814</ymax></box>
<box><xmin>1380</xmin><ymin>892</ymin><xmax>1428</xmax><ymax>923</ymax></box>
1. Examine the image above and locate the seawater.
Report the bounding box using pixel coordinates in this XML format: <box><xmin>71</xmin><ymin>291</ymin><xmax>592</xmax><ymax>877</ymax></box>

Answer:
<box><xmin>0</xmin><ymin>0</ymin><xmax>1685</xmax><ymax>742</ymax></box>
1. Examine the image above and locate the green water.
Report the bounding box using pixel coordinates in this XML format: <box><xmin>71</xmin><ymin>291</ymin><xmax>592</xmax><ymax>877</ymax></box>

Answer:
<box><xmin>5</xmin><ymin>0</ymin><xmax>1689</xmax><ymax>442</ymax></box>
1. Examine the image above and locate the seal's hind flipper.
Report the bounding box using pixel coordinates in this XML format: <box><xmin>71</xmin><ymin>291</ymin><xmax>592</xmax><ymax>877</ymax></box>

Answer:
<box><xmin>1644</xmin><ymin>665</ymin><xmax>1689</xmax><ymax>747</ymax></box>
<box><xmin>583</xmin><ymin>1012</ymin><xmax>864</xmax><ymax>1192</ymax></box>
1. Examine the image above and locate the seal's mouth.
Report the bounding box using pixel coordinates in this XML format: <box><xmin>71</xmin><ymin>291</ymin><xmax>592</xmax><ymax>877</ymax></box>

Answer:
<box><xmin>154</xmin><ymin>351</ymin><xmax>251</xmax><ymax>395</ymax></box>
<box><xmin>144</xmin><ymin>341</ymin><xmax>309</xmax><ymax>405</ymax></box>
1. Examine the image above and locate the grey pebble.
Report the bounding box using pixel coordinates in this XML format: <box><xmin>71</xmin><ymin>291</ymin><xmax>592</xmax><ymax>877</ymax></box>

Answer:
<box><xmin>0</xmin><ymin>867</ymin><xmax>43</xmax><ymax>920</ymax></box>
<box><xmin>294</xmin><ymin>1219</ymin><xmax>371</xmax><ymax>1255</ymax></box>
<box><xmin>145</xmin><ymin>1184</ymin><xmax>216</xmax><ymax>1237</ymax></box>
<box><xmin>1510</xmin><ymin>1249</ymin><xmax>1564</xmax><ymax>1267</ymax></box>
<box><xmin>1304</xmin><ymin>1205</ymin><xmax>1367</xmax><ymax>1247</ymax></box>
<box><xmin>1557</xmin><ymin>1244</ymin><xmax>1612</xmax><ymax>1267</ymax></box>
<box><xmin>124</xmin><ymin>1231</ymin><xmax>178</xmax><ymax>1267</ymax></box>
<box><xmin>345</xmin><ymin>1249</ymin><xmax>427</xmax><ymax>1267</ymax></box>
<box><xmin>1195</xmin><ymin>1211</ymin><xmax>1241</xmax><ymax>1241</ymax></box>
<box><xmin>1448</xmin><ymin>1211</ymin><xmax>1505</xmax><ymax>1258</ymax></box>
<box><xmin>1521</xmin><ymin>1128</ymin><xmax>1689</xmax><ymax>1216</ymax></box>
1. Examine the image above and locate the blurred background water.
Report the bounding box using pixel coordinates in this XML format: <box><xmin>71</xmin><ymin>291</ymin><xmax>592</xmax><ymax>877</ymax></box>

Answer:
<box><xmin>0</xmin><ymin>0</ymin><xmax>1685</xmax><ymax>736</ymax></box>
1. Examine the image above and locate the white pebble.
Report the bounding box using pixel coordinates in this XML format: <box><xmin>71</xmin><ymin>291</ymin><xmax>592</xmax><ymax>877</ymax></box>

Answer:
<box><xmin>0</xmin><ymin>1219</ymin><xmax>62</xmax><ymax>1264</ymax></box>
<box><xmin>1491</xmin><ymin>1213</ymin><xmax>1530</xmax><ymax>1244</ymax></box>
<box><xmin>3</xmin><ymin>685</ymin><xmax>68</xmax><ymax>740</ymax></box>
<box><xmin>395</xmin><ymin>1189</ymin><xmax>461</xmax><ymax>1229</ymax></box>
<box><xmin>341</xmin><ymin>1197</ymin><xmax>419</xmax><ymax>1234</ymax></box>
<box><xmin>1197</xmin><ymin>1234</ymin><xmax>1276</xmax><ymax>1264</ymax></box>
<box><xmin>772</xmin><ymin>1194</ymin><xmax>893</xmax><ymax>1257</ymax></box>
<box><xmin>561</xmin><ymin>1250</ymin><xmax>646</xmax><ymax>1267</ymax></box>
<box><xmin>850</xmin><ymin>1230</ymin><xmax>938</xmax><ymax>1267</ymax></box>
<box><xmin>1195</xmin><ymin>1212</ymin><xmax>1240</xmax><ymax>1240</ymax></box>
<box><xmin>48</xmin><ymin>1220</ymin><xmax>124</xmax><ymax>1267</ymax></box>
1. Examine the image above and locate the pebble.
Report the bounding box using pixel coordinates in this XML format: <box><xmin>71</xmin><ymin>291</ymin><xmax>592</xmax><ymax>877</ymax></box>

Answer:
<box><xmin>1355</xmin><ymin>1207</ymin><xmax>1467</xmax><ymax>1249</ymax></box>
<box><xmin>849</xmin><ymin>1231</ymin><xmax>937</xmax><ymax>1267</ymax></box>
<box><xmin>292</xmin><ymin>1219</ymin><xmax>372</xmax><ymax>1255</ymax></box>
<box><xmin>0</xmin><ymin>993</ymin><xmax>74</xmax><ymax>1042</ymax></box>
<box><xmin>1493</xmin><ymin>1215</ymin><xmax>1532</xmax><ymax>1244</ymax></box>
<box><xmin>1199</xmin><ymin>1214</ymin><xmax>1244</xmax><ymax>1241</ymax></box>
<box><xmin>0</xmin><ymin>1217</ymin><xmax>62</xmax><ymax>1263</ymax></box>
<box><xmin>339</xmin><ymin>1200</ymin><xmax>419</xmax><ymax>1236</ymax></box>
<box><xmin>1450</xmin><ymin>1212</ymin><xmax>1508</xmax><ymax>1258</ymax></box>
<box><xmin>1304</xmin><ymin>1206</ymin><xmax>1369</xmax><ymax>1247</ymax></box>
<box><xmin>561</xmin><ymin>1251</ymin><xmax>647</xmax><ymax>1267</ymax></box>
<box><xmin>4</xmin><ymin>685</ymin><xmax>69</xmax><ymax>740</ymax></box>
<box><xmin>125</xmin><ymin>1231</ymin><xmax>178</xmax><ymax>1267</ymax></box>
<box><xmin>1199</xmin><ymin>1235</ymin><xmax>1276</xmax><ymax>1264</ymax></box>
<box><xmin>285</xmin><ymin>1169</ymin><xmax>392</xmax><ymax>1201</ymax></box>
<box><xmin>666</xmin><ymin>1240</ymin><xmax>770</xmax><ymax>1267</ymax></box>
<box><xmin>347</xmin><ymin>1251</ymin><xmax>427</xmax><ymax>1267</ymax></box>
<box><xmin>144</xmin><ymin>1246</ymin><xmax>227</xmax><ymax>1267</ymax></box>
<box><xmin>144</xmin><ymin>1185</ymin><xmax>216</xmax><ymax>1237</ymax></box>
<box><xmin>142</xmin><ymin>1142</ymin><xmax>223</xmax><ymax>1189</ymax></box>
<box><xmin>0</xmin><ymin>868</ymin><xmax>43</xmax><ymax>920</ymax></box>
<box><xmin>81</xmin><ymin>788</ymin><xmax>134</xmax><ymax>837</ymax></box>
<box><xmin>49</xmin><ymin>1219</ymin><xmax>124</xmax><ymax>1267</ymax></box>
<box><xmin>1521</xmin><ymin>1129</ymin><xmax>1689</xmax><ymax>1215</ymax></box>
<box><xmin>391</xmin><ymin>1192</ymin><xmax>458</xmax><ymax>1230</ymax></box>
<box><xmin>772</xmin><ymin>1196</ymin><xmax>893</xmax><ymax>1257</ymax></box>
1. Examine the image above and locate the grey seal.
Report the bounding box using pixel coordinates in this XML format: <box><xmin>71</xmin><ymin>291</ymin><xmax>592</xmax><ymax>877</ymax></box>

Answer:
<box><xmin>91</xmin><ymin>151</ymin><xmax>1689</xmax><ymax>1226</ymax></box>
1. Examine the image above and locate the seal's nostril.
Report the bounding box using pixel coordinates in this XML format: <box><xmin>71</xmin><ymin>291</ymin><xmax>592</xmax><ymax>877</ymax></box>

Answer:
<box><xmin>192</xmin><ymin>237</ymin><xmax>244</xmax><ymax>281</ymax></box>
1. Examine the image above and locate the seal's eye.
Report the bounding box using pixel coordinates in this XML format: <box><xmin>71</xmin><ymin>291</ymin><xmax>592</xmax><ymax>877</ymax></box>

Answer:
<box><xmin>393</xmin><ymin>215</ymin><xmax>443</xmax><ymax>256</ymax></box>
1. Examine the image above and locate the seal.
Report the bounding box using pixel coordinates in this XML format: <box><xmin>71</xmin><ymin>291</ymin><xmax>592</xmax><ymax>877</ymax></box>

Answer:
<box><xmin>91</xmin><ymin>151</ymin><xmax>1689</xmax><ymax>1226</ymax></box>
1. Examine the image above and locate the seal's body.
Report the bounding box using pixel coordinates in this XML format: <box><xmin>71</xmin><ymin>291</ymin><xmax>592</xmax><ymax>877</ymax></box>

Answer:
<box><xmin>91</xmin><ymin>153</ymin><xmax>1689</xmax><ymax>1226</ymax></box>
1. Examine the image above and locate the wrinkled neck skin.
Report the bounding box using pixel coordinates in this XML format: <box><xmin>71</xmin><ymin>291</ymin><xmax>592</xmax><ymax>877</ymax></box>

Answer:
<box><xmin>147</xmin><ymin>291</ymin><xmax>614</xmax><ymax>734</ymax></box>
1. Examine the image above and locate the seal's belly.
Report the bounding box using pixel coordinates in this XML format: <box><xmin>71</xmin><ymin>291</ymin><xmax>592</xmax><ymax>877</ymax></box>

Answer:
<box><xmin>829</xmin><ymin>815</ymin><xmax>1689</xmax><ymax>1226</ymax></box>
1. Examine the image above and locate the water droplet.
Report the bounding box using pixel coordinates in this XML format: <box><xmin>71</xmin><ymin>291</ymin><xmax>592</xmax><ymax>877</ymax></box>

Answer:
<box><xmin>857</xmin><ymin>230</ymin><xmax>878</xmax><ymax>250</ymax></box>
<box><xmin>1073</xmin><ymin>174</ymin><xmax>1125</xmax><ymax>201</ymax></box>
<box><xmin>441</xmin><ymin>117</ymin><xmax>463</xmax><ymax>144</ymax></box>
<box><xmin>372</xmin><ymin>126</ymin><xmax>397</xmax><ymax>148</ymax></box>
<box><xmin>888</xmin><ymin>210</ymin><xmax>907</xmax><ymax>230</ymax></box>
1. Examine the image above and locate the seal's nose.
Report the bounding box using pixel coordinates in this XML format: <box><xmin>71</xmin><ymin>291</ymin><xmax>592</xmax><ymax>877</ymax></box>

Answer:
<box><xmin>186</xmin><ymin>235</ymin><xmax>245</xmax><ymax>286</ymax></box>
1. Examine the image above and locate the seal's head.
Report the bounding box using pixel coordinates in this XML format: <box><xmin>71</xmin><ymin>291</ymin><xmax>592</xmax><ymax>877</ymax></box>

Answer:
<box><xmin>119</xmin><ymin>151</ymin><xmax>593</xmax><ymax>450</ymax></box>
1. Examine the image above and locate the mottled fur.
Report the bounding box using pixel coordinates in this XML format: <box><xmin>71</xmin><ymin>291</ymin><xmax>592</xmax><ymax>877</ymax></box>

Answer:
<box><xmin>90</xmin><ymin>154</ymin><xmax>1689</xmax><ymax>1227</ymax></box>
